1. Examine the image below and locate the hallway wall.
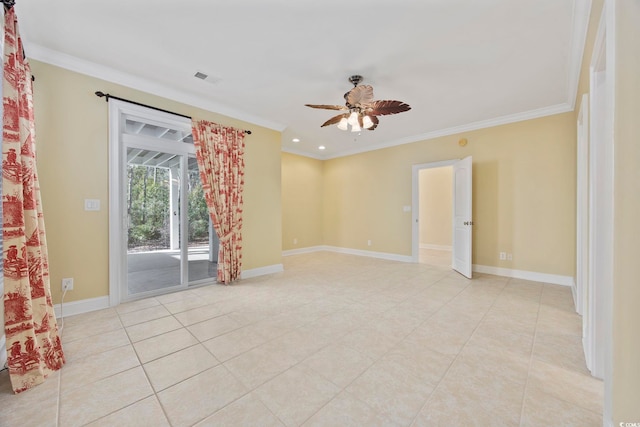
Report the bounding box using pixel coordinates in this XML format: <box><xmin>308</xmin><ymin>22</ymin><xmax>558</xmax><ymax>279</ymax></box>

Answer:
<box><xmin>419</xmin><ymin>166</ymin><xmax>453</xmax><ymax>249</ymax></box>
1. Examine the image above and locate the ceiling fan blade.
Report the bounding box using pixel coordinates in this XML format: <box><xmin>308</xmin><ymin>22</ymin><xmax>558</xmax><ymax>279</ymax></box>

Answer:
<box><xmin>366</xmin><ymin>115</ymin><xmax>379</xmax><ymax>131</ymax></box>
<box><xmin>305</xmin><ymin>104</ymin><xmax>348</xmax><ymax>111</ymax></box>
<box><xmin>368</xmin><ymin>100</ymin><xmax>411</xmax><ymax>116</ymax></box>
<box><xmin>321</xmin><ymin>113</ymin><xmax>349</xmax><ymax>127</ymax></box>
<box><xmin>346</xmin><ymin>85</ymin><xmax>374</xmax><ymax>107</ymax></box>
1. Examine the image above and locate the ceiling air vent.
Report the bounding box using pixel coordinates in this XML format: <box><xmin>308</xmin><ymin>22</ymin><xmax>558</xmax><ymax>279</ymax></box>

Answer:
<box><xmin>194</xmin><ymin>71</ymin><xmax>221</xmax><ymax>84</ymax></box>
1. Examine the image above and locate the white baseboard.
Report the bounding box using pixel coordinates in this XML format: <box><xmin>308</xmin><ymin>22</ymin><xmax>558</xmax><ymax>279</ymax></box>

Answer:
<box><xmin>472</xmin><ymin>264</ymin><xmax>574</xmax><ymax>287</ymax></box>
<box><xmin>283</xmin><ymin>248</ymin><xmax>572</xmax><ymax>286</ymax></box>
<box><xmin>419</xmin><ymin>244</ymin><xmax>452</xmax><ymax>251</ymax></box>
<box><xmin>284</xmin><ymin>245</ymin><xmax>413</xmax><ymax>263</ymax></box>
<box><xmin>324</xmin><ymin>246</ymin><xmax>414</xmax><ymax>263</ymax></box>
<box><xmin>54</xmin><ymin>295</ymin><xmax>110</xmax><ymax>319</ymax></box>
<box><xmin>282</xmin><ymin>246</ymin><xmax>326</xmax><ymax>257</ymax></box>
<box><xmin>241</xmin><ymin>263</ymin><xmax>284</xmax><ymax>279</ymax></box>
<box><xmin>50</xmin><ymin>265</ymin><xmax>282</xmax><ymax>320</ymax></box>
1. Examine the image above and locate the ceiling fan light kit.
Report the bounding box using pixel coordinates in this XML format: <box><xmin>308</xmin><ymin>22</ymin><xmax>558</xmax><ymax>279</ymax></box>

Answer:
<box><xmin>305</xmin><ymin>75</ymin><xmax>410</xmax><ymax>133</ymax></box>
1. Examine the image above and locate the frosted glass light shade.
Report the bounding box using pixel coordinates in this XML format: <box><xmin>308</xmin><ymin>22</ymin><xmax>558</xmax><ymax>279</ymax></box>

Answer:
<box><xmin>347</xmin><ymin>111</ymin><xmax>359</xmax><ymax>126</ymax></box>
<box><xmin>351</xmin><ymin>123</ymin><xmax>361</xmax><ymax>132</ymax></box>
<box><xmin>337</xmin><ymin>117</ymin><xmax>349</xmax><ymax>130</ymax></box>
<box><xmin>362</xmin><ymin>115</ymin><xmax>374</xmax><ymax>129</ymax></box>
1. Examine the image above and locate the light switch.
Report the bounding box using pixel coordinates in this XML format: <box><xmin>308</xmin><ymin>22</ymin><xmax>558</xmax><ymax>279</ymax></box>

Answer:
<box><xmin>84</xmin><ymin>199</ymin><xmax>100</xmax><ymax>211</ymax></box>
<box><xmin>403</xmin><ymin>205</ymin><xmax>411</xmax><ymax>212</ymax></box>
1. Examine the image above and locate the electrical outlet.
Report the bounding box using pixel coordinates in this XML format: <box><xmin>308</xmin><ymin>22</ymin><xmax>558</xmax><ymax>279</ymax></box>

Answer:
<box><xmin>62</xmin><ymin>278</ymin><xmax>74</xmax><ymax>291</ymax></box>
<box><xmin>507</xmin><ymin>253</ymin><xmax>513</xmax><ymax>261</ymax></box>
<box><xmin>499</xmin><ymin>252</ymin><xmax>507</xmax><ymax>260</ymax></box>
<box><xmin>367</xmin><ymin>240</ymin><xmax>372</xmax><ymax>246</ymax></box>
<box><xmin>293</xmin><ymin>238</ymin><xmax>298</xmax><ymax>245</ymax></box>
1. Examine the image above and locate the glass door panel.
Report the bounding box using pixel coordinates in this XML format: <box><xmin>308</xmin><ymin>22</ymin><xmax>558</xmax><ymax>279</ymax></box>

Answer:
<box><xmin>187</xmin><ymin>156</ymin><xmax>218</xmax><ymax>283</ymax></box>
<box><xmin>126</xmin><ymin>148</ymin><xmax>183</xmax><ymax>295</ymax></box>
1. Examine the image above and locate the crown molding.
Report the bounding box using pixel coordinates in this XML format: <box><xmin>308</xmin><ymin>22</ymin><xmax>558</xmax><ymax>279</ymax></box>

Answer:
<box><xmin>281</xmin><ymin>145</ymin><xmax>326</xmax><ymax>160</ymax></box>
<box><xmin>323</xmin><ymin>102</ymin><xmax>573</xmax><ymax>159</ymax></box>
<box><xmin>23</xmin><ymin>1</ymin><xmax>590</xmax><ymax>162</ymax></box>
<box><xmin>24</xmin><ymin>43</ymin><xmax>286</xmax><ymax>132</ymax></box>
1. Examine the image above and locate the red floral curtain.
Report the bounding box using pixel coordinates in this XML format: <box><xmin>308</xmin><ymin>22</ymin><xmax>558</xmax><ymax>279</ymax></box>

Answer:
<box><xmin>191</xmin><ymin>120</ymin><xmax>245</xmax><ymax>284</ymax></box>
<box><xmin>2</xmin><ymin>8</ymin><xmax>65</xmax><ymax>393</ymax></box>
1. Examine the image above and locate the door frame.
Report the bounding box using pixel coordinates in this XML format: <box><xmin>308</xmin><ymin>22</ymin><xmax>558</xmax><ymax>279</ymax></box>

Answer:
<box><xmin>411</xmin><ymin>159</ymin><xmax>458</xmax><ymax>263</ymax></box>
<box><xmin>585</xmin><ymin>1</ymin><xmax>614</xmax><ymax>384</ymax></box>
<box><xmin>576</xmin><ymin>93</ymin><xmax>589</xmax><ymax>318</ymax></box>
<box><xmin>108</xmin><ymin>100</ymin><xmax>193</xmax><ymax>305</ymax></box>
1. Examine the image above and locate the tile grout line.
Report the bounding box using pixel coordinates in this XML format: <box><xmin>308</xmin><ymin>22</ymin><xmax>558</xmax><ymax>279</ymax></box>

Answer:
<box><xmin>110</xmin><ymin>300</ymin><xmax>173</xmax><ymax>426</ymax></box>
<box><xmin>137</xmin><ymin>293</ymin><xmax>290</xmax><ymax>426</ymax></box>
<box><xmin>407</xmin><ymin>276</ymin><xmax>512</xmax><ymax>426</ymax></box>
<box><xmin>298</xmin><ymin>269</ymin><xmax>474</xmax><ymax>426</ymax></box>
<box><xmin>44</xmin><ymin>256</ymin><xmax>591</xmax><ymax>427</ymax></box>
<box><xmin>151</xmin><ymin>297</ymin><xmax>202</xmax><ymax>426</ymax></box>
<box><xmin>214</xmin><ymin>270</ymin><xmax>440</xmax><ymax>426</ymax></box>
<box><xmin>55</xmin><ymin>364</ymin><xmax>62</xmax><ymax>427</ymax></box>
<box><xmin>517</xmin><ymin>280</ymin><xmax>545</xmax><ymax>427</ymax></box>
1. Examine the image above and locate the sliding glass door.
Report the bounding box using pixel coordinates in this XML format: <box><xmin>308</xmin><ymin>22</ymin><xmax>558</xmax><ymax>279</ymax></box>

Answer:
<box><xmin>109</xmin><ymin>101</ymin><xmax>218</xmax><ymax>302</ymax></box>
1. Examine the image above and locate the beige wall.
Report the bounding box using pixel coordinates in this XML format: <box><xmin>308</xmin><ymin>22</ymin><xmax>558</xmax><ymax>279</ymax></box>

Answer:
<box><xmin>281</xmin><ymin>152</ymin><xmax>324</xmax><ymax>250</ymax></box>
<box><xmin>322</xmin><ymin>113</ymin><xmax>576</xmax><ymax>275</ymax></box>
<box><xmin>612</xmin><ymin>0</ymin><xmax>640</xmax><ymax>422</ymax></box>
<box><xmin>419</xmin><ymin>167</ymin><xmax>452</xmax><ymax>247</ymax></box>
<box><xmin>31</xmin><ymin>61</ymin><xmax>282</xmax><ymax>304</ymax></box>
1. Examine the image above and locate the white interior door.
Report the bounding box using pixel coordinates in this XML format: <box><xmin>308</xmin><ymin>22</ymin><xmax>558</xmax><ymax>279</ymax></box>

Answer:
<box><xmin>452</xmin><ymin>156</ymin><xmax>473</xmax><ymax>278</ymax></box>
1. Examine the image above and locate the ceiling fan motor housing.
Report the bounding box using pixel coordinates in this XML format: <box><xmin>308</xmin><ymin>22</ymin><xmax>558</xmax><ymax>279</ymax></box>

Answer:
<box><xmin>348</xmin><ymin>75</ymin><xmax>363</xmax><ymax>87</ymax></box>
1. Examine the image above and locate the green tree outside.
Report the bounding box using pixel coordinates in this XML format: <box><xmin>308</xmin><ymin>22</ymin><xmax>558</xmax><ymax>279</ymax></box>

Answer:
<box><xmin>127</xmin><ymin>164</ymin><xmax>209</xmax><ymax>250</ymax></box>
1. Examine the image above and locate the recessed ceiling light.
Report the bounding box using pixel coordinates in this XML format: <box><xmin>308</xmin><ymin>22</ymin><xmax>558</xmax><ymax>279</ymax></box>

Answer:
<box><xmin>194</xmin><ymin>71</ymin><xmax>208</xmax><ymax>80</ymax></box>
<box><xmin>318</xmin><ymin>145</ymin><xmax>326</xmax><ymax>150</ymax></box>
<box><xmin>292</xmin><ymin>138</ymin><xmax>300</xmax><ymax>143</ymax></box>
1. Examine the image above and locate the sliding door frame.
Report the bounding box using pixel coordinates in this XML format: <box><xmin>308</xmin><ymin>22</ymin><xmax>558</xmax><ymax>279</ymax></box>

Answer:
<box><xmin>108</xmin><ymin>100</ymin><xmax>194</xmax><ymax>305</ymax></box>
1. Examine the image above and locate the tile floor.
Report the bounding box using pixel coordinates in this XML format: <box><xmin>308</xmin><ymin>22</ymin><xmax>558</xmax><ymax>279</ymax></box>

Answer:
<box><xmin>418</xmin><ymin>248</ymin><xmax>452</xmax><ymax>268</ymax></box>
<box><xmin>0</xmin><ymin>252</ymin><xmax>603</xmax><ymax>426</ymax></box>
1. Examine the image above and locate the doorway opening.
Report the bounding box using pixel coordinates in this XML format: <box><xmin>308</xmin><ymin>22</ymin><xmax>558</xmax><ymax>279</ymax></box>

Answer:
<box><xmin>418</xmin><ymin>166</ymin><xmax>453</xmax><ymax>268</ymax></box>
<box><xmin>412</xmin><ymin>157</ymin><xmax>473</xmax><ymax>278</ymax></box>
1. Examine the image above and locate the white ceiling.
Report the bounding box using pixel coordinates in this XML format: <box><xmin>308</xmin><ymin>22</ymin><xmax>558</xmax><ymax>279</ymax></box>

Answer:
<box><xmin>15</xmin><ymin>0</ymin><xmax>590</xmax><ymax>159</ymax></box>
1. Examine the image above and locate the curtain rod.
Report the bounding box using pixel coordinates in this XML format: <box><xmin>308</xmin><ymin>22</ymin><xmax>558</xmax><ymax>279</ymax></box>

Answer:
<box><xmin>94</xmin><ymin>91</ymin><xmax>252</xmax><ymax>135</ymax></box>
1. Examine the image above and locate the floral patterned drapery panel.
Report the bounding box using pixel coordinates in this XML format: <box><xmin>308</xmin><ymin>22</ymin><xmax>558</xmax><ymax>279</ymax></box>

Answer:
<box><xmin>2</xmin><ymin>7</ymin><xmax>65</xmax><ymax>393</ymax></box>
<box><xmin>192</xmin><ymin>120</ymin><xmax>245</xmax><ymax>284</ymax></box>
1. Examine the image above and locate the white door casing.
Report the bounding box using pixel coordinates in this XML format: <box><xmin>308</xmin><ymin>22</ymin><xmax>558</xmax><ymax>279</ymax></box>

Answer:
<box><xmin>452</xmin><ymin>156</ymin><xmax>473</xmax><ymax>278</ymax></box>
<box><xmin>576</xmin><ymin>94</ymin><xmax>589</xmax><ymax>318</ymax></box>
<box><xmin>586</xmin><ymin>0</ymin><xmax>614</xmax><ymax>390</ymax></box>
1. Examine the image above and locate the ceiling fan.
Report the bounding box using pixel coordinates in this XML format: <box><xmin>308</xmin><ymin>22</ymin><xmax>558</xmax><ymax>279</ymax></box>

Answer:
<box><xmin>305</xmin><ymin>75</ymin><xmax>411</xmax><ymax>132</ymax></box>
